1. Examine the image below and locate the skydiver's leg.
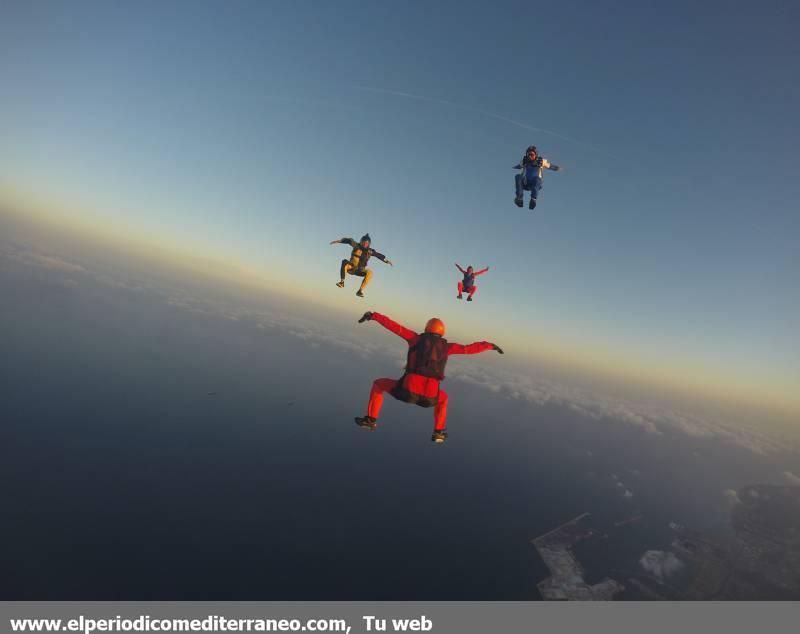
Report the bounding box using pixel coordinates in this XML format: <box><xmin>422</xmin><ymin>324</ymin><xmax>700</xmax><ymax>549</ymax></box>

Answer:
<box><xmin>515</xmin><ymin>174</ymin><xmax>525</xmax><ymax>197</ymax></box>
<box><xmin>530</xmin><ymin>177</ymin><xmax>542</xmax><ymax>199</ymax></box>
<box><xmin>467</xmin><ymin>286</ymin><xmax>477</xmax><ymax>300</ymax></box>
<box><xmin>367</xmin><ymin>378</ymin><xmax>397</xmax><ymax>420</ymax></box>
<box><xmin>529</xmin><ymin>176</ymin><xmax>542</xmax><ymax>209</ymax></box>
<box><xmin>457</xmin><ymin>281</ymin><xmax>464</xmax><ymax>299</ymax></box>
<box><xmin>338</xmin><ymin>260</ymin><xmax>351</xmax><ymax>287</ymax></box>
<box><xmin>359</xmin><ymin>268</ymin><xmax>373</xmax><ymax>291</ymax></box>
<box><xmin>433</xmin><ymin>389</ymin><xmax>448</xmax><ymax>432</ymax></box>
<box><xmin>514</xmin><ymin>174</ymin><xmax>525</xmax><ymax>206</ymax></box>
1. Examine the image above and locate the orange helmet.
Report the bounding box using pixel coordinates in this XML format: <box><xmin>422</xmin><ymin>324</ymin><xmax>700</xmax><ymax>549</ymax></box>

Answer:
<box><xmin>424</xmin><ymin>317</ymin><xmax>445</xmax><ymax>336</ymax></box>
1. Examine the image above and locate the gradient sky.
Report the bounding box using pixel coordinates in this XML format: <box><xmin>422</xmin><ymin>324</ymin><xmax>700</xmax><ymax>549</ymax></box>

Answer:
<box><xmin>1</xmin><ymin>0</ymin><xmax>798</xmax><ymax>410</ymax></box>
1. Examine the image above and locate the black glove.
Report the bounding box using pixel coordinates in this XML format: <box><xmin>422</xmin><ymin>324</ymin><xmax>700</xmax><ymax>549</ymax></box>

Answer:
<box><xmin>492</xmin><ymin>343</ymin><xmax>504</xmax><ymax>354</ymax></box>
<box><xmin>358</xmin><ymin>311</ymin><xmax>373</xmax><ymax>323</ymax></box>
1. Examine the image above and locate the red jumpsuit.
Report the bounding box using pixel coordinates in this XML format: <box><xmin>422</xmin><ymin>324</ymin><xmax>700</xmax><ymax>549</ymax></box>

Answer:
<box><xmin>367</xmin><ymin>313</ymin><xmax>496</xmax><ymax>431</ymax></box>
<box><xmin>456</xmin><ymin>265</ymin><xmax>489</xmax><ymax>298</ymax></box>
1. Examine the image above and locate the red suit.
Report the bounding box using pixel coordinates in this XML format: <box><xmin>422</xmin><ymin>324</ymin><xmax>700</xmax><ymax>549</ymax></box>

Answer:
<box><xmin>456</xmin><ymin>265</ymin><xmax>489</xmax><ymax>299</ymax></box>
<box><xmin>366</xmin><ymin>313</ymin><xmax>496</xmax><ymax>431</ymax></box>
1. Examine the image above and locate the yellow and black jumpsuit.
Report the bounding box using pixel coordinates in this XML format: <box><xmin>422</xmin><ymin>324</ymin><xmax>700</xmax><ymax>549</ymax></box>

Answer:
<box><xmin>335</xmin><ymin>238</ymin><xmax>389</xmax><ymax>292</ymax></box>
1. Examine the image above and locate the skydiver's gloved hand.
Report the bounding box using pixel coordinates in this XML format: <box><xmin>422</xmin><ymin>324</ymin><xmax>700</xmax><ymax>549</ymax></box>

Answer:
<box><xmin>385</xmin><ymin>259</ymin><xmax>393</xmax><ymax>266</ymax></box>
<box><xmin>492</xmin><ymin>344</ymin><xmax>504</xmax><ymax>354</ymax></box>
<box><xmin>358</xmin><ymin>311</ymin><xmax>374</xmax><ymax>323</ymax></box>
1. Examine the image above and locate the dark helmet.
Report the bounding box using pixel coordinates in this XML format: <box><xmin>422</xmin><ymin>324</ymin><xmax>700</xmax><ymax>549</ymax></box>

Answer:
<box><xmin>359</xmin><ymin>233</ymin><xmax>371</xmax><ymax>244</ymax></box>
<box><xmin>526</xmin><ymin>145</ymin><xmax>538</xmax><ymax>155</ymax></box>
<box><xmin>467</xmin><ymin>265</ymin><xmax>474</xmax><ymax>272</ymax></box>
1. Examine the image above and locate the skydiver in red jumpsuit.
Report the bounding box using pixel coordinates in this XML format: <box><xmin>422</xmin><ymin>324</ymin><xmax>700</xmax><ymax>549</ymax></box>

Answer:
<box><xmin>354</xmin><ymin>312</ymin><xmax>504</xmax><ymax>443</ymax></box>
<box><xmin>455</xmin><ymin>263</ymin><xmax>489</xmax><ymax>301</ymax></box>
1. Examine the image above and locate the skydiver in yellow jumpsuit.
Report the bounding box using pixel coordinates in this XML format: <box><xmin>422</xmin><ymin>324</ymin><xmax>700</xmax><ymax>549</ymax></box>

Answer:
<box><xmin>330</xmin><ymin>233</ymin><xmax>393</xmax><ymax>297</ymax></box>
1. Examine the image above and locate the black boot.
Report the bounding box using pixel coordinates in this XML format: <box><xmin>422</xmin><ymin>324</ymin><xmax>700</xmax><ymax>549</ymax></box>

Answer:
<box><xmin>529</xmin><ymin>197</ymin><xmax>537</xmax><ymax>210</ymax></box>
<box><xmin>431</xmin><ymin>429</ymin><xmax>448</xmax><ymax>444</ymax></box>
<box><xmin>356</xmin><ymin>289</ymin><xmax>365</xmax><ymax>298</ymax></box>
<box><xmin>514</xmin><ymin>197</ymin><xmax>524</xmax><ymax>208</ymax></box>
<box><xmin>355</xmin><ymin>416</ymin><xmax>377</xmax><ymax>431</ymax></box>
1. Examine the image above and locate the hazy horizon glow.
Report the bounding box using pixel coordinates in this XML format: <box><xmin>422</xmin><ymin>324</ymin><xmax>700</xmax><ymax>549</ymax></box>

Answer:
<box><xmin>2</xmin><ymin>194</ymin><xmax>797</xmax><ymax>421</ymax></box>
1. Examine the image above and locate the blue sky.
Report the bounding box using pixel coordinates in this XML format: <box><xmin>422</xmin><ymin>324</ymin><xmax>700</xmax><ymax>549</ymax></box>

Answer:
<box><xmin>1</xmin><ymin>0</ymin><xmax>798</xmax><ymax>407</ymax></box>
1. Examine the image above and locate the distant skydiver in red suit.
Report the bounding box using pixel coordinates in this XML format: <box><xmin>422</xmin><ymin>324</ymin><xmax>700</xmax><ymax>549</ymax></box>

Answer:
<box><xmin>353</xmin><ymin>312</ymin><xmax>504</xmax><ymax>443</ymax></box>
<box><xmin>455</xmin><ymin>263</ymin><xmax>489</xmax><ymax>302</ymax></box>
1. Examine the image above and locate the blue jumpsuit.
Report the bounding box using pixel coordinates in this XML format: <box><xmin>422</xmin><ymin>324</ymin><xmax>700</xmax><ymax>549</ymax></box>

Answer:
<box><xmin>514</xmin><ymin>156</ymin><xmax>560</xmax><ymax>202</ymax></box>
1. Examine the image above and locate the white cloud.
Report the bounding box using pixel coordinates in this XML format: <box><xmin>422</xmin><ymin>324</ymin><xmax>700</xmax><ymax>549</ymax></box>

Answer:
<box><xmin>783</xmin><ymin>471</ymin><xmax>800</xmax><ymax>486</ymax></box>
<box><xmin>2</xmin><ymin>246</ymin><xmax>86</xmax><ymax>273</ymax></box>
<box><xmin>639</xmin><ymin>550</ymin><xmax>684</xmax><ymax>581</ymax></box>
<box><xmin>723</xmin><ymin>489</ymin><xmax>742</xmax><ymax>505</ymax></box>
<box><xmin>30</xmin><ymin>254</ymin><xmax>85</xmax><ymax>272</ymax></box>
<box><xmin>286</xmin><ymin>327</ymin><xmax>376</xmax><ymax>359</ymax></box>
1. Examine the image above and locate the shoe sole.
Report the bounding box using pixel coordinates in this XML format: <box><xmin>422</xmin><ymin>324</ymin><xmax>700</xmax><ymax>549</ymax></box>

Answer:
<box><xmin>354</xmin><ymin>418</ymin><xmax>376</xmax><ymax>431</ymax></box>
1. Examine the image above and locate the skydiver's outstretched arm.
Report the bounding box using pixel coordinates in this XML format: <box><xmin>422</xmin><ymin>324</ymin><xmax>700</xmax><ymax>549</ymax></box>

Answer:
<box><xmin>370</xmin><ymin>249</ymin><xmax>393</xmax><ymax>266</ymax></box>
<box><xmin>330</xmin><ymin>237</ymin><xmax>357</xmax><ymax>246</ymax></box>
<box><xmin>359</xmin><ymin>311</ymin><xmax>415</xmax><ymax>342</ymax></box>
<box><xmin>474</xmin><ymin>267</ymin><xmax>490</xmax><ymax>276</ymax></box>
<box><xmin>447</xmin><ymin>341</ymin><xmax>503</xmax><ymax>355</ymax></box>
<box><xmin>455</xmin><ymin>263</ymin><xmax>466</xmax><ymax>274</ymax></box>
<box><xmin>541</xmin><ymin>159</ymin><xmax>561</xmax><ymax>172</ymax></box>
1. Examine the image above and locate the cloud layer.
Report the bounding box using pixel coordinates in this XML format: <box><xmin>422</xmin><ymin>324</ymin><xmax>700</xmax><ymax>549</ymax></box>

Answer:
<box><xmin>448</xmin><ymin>365</ymin><xmax>788</xmax><ymax>455</ymax></box>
